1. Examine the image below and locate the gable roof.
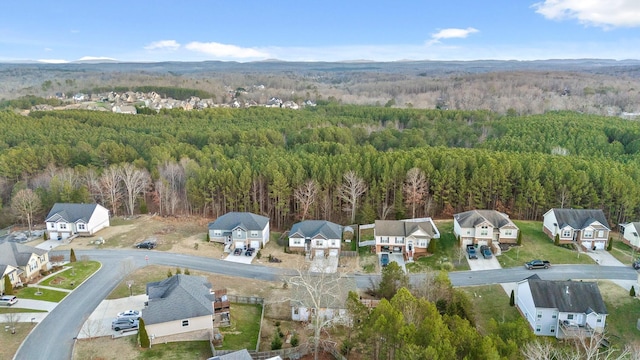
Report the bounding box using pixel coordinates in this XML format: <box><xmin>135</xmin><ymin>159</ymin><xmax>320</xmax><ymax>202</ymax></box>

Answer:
<box><xmin>208</xmin><ymin>212</ymin><xmax>269</xmax><ymax>231</ymax></box>
<box><xmin>144</xmin><ymin>274</ymin><xmax>214</xmax><ymax>325</ymax></box>
<box><xmin>375</xmin><ymin>220</ymin><xmax>435</xmax><ymax>238</ymax></box>
<box><xmin>454</xmin><ymin>210</ymin><xmax>517</xmax><ymax>229</ymax></box>
<box><xmin>289</xmin><ymin>220</ymin><xmax>342</xmax><ymax>240</ymax></box>
<box><xmin>528</xmin><ymin>279</ymin><xmax>607</xmax><ymax>314</ymax></box>
<box><xmin>0</xmin><ymin>242</ymin><xmax>48</xmax><ymax>268</ymax></box>
<box><xmin>45</xmin><ymin>203</ymin><xmax>103</xmax><ymax>223</ymax></box>
<box><xmin>549</xmin><ymin>208</ymin><xmax>610</xmax><ymax>230</ymax></box>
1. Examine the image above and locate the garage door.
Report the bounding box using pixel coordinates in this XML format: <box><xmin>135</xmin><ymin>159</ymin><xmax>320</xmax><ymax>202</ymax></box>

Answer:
<box><xmin>583</xmin><ymin>241</ymin><xmax>592</xmax><ymax>250</ymax></box>
<box><xmin>477</xmin><ymin>240</ymin><xmax>488</xmax><ymax>246</ymax></box>
<box><xmin>461</xmin><ymin>238</ymin><xmax>472</xmax><ymax>247</ymax></box>
<box><xmin>60</xmin><ymin>233</ymin><xmax>70</xmax><ymax>240</ymax></box>
<box><xmin>315</xmin><ymin>249</ymin><xmax>325</xmax><ymax>258</ymax></box>
<box><xmin>235</xmin><ymin>241</ymin><xmax>245</xmax><ymax>250</ymax></box>
<box><xmin>594</xmin><ymin>241</ymin><xmax>606</xmax><ymax>250</ymax></box>
<box><xmin>50</xmin><ymin>232</ymin><xmax>58</xmax><ymax>240</ymax></box>
<box><xmin>250</xmin><ymin>240</ymin><xmax>260</xmax><ymax>249</ymax></box>
<box><xmin>329</xmin><ymin>249</ymin><xmax>339</xmax><ymax>257</ymax></box>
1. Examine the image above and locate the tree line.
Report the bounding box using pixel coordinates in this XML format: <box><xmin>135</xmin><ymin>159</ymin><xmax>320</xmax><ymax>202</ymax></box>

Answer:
<box><xmin>0</xmin><ymin>106</ymin><xmax>639</xmax><ymax>228</ymax></box>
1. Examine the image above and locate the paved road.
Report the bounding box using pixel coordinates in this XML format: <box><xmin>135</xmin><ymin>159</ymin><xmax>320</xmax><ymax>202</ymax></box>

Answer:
<box><xmin>13</xmin><ymin>250</ymin><xmax>638</xmax><ymax>360</ymax></box>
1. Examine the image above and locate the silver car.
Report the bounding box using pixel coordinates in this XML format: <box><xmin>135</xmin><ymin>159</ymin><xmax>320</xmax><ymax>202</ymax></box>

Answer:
<box><xmin>111</xmin><ymin>318</ymin><xmax>139</xmax><ymax>331</ymax></box>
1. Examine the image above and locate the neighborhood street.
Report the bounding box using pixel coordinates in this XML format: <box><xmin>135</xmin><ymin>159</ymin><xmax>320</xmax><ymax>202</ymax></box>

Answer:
<box><xmin>13</xmin><ymin>250</ymin><xmax>639</xmax><ymax>360</ymax></box>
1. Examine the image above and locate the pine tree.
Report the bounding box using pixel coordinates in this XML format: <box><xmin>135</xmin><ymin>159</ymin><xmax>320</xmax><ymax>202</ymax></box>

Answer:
<box><xmin>4</xmin><ymin>275</ymin><xmax>14</xmax><ymax>295</ymax></box>
<box><xmin>43</xmin><ymin>232</ymin><xmax>48</xmax><ymax>240</ymax></box>
<box><xmin>427</xmin><ymin>239</ymin><xmax>437</xmax><ymax>254</ymax></box>
<box><xmin>271</xmin><ymin>332</ymin><xmax>283</xmax><ymax>350</ymax></box>
<box><xmin>607</xmin><ymin>237</ymin><xmax>613</xmax><ymax>251</ymax></box>
<box><xmin>138</xmin><ymin>317</ymin><xmax>150</xmax><ymax>348</ymax></box>
<box><xmin>631</xmin><ymin>286</ymin><xmax>636</xmax><ymax>297</ymax></box>
<box><xmin>509</xmin><ymin>290</ymin><xmax>515</xmax><ymax>306</ymax></box>
<box><xmin>70</xmin><ymin>248</ymin><xmax>77</xmax><ymax>263</ymax></box>
<box><xmin>554</xmin><ymin>234</ymin><xmax>560</xmax><ymax>246</ymax></box>
<box><xmin>517</xmin><ymin>231</ymin><xmax>522</xmax><ymax>246</ymax></box>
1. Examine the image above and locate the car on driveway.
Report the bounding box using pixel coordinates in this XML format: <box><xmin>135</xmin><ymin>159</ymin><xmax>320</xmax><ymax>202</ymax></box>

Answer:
<box><xmin>633</xmin><ymin>259</ymin><xmax>640</xmax><ymax>270</ymax></box>
<box><xmin>233</xmin><ymin>247</ymin><xmax>243</xmax><ymax>256</ymax></box>
<box><xmin>112</xmin><ymin>318</ymin><xmax>139</xmax><ymax>331</ymax></box>
<box><xmin>380</xmin><ymin>253</ymin><xmax>390</xmax><ymax>267</ymax></box>
<box><xmin>117</xmin><ymin>310</ymin><xmax>141</xmax><ymax>319</ymax></box>
<box><xmin>245</xmin><ymin>247</ymin><xmax>255</xmax><ymax>256</ymax></box>
<box><xmin>466</xmin><ymin>245</ymin><xmax>478</xmax><ymax>259</ymax></box>
<box><xmin>480</xmin><ymin>245</ymin><xmax>492</xmax><ymax>259</ymax></box>
<box><xmin>0</xmin><ymin>295</ymin><xmax>18</xmax><ymax>306</ymax></box>
<box><xmin>135</xmin><ymin>240</ymin><xmax>156</xmax><ymax>249</ymax></box>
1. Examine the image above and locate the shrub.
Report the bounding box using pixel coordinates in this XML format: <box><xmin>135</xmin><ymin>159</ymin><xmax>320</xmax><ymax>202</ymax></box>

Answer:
<box><xmin>517</xmin><ymin>231</ymin><xmax>522</xmax><ymax>246</ymax></box>
<box><xmin>194</xmin><ymin>243</ymin><xmax>199</xmax><ymax>250</ymax></box>
<box><xmin>631</xmin><ymin>286</ymin><xmax>636</xmax><ymax>297</ymax></box>
<box><xmin>70</xmin><ymin>248</ymin><xmax>77</xmax><ymax>263</ymax></box>
<box><xmin>175</xmin><ymin>268</ymin><xmax>182</xmax><ymax>274</ymax></box>
<box><xmin>607</xmin><ymin>237</ymin><xmax>613</xmax><ymax>251</ymax></box>
<box><xmin>138</xmin><ymin>318</ymin><xmax>150</xmax><ymax>348</ymax></box>
<box><xmin>167</xmin><ymin>269</ymin><xmax>173</xmax><ymax>278</ymax></box>
<box><xmin>290</xmin><ymin>333</ymin><xmax>299</xmax><ymax>347</ymax></box>
<box><xmin>440</xmin><ymin>261</ymin><xmax>454</xmax><ymax>271</ymax></box>
<box><xmin>554</xmin><ymin>234</ymin><xmax>560</xmax><ymax>246</ymax></box>
<box><xmin>43</xmin><ymin>232</ymin><xmax>48</xmax><ymax>240</ymax></box>
<box><xmin>4</xmin><ymin>275</ymin><xmax>13</xmax><ymax>295</ymax></box>
<box><xmin>271</xmin><ymin>332</ymin><xmax>283</xmax><ymax>350</ymax></box>
<box><xmin>256</xmin><ymin>250</ymin><xmax>262</xmax><ymax>259</ymax></box>
<box><xmin>184</xmin><ymin>268</ymin><xmax>190</xmax><ymax>275</ymax></box>
<box><xmin>427</xmin><ymin>239</ymin><xmax>437</xmax><ymax>254</ymax></box>
<box><xmin>206</xmin><ymin>233</ymin><xmax>210</xmax><ymax>242</ymax></box>
<box><xmin>510</xmin><ymin>290</ymin><xmax>515</xmax><ymax>306</ymax></box>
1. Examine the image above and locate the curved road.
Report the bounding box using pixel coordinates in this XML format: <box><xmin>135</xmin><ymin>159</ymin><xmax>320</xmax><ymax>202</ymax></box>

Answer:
<box><xmin>13</xmin><ymin>250</ymin><xmax>639</xmax><ymax>360</ymax></box>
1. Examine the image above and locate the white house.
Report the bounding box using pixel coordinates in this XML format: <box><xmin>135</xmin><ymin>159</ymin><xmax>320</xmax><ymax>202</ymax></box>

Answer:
<box><xmin>542</xmin><ymin>208</ymin><xmax>610</xmax><ymax>250</ymax></box>
<box><xmin>516</xmin><ymin>275</ymin><xmax>607</xmax><ymax>339</ymax></box>
<box><xmin>619</xmin><ymin>222</ymin><xmax>640</xmax><ymax>250</ymax></box>
<box><xmin>207</xmin><ymin>212</ymin><xmax>270</xmax><ymax>250</ymax></box>
<box><xmin>453</xmin><ymin>210</ymin><xmax>518</xmax><ymax>248</ymax></box>
<box><xmin>45</xmin><ymin>203</ymin><xmax>110</xmax><ymax>240</ymax></box>
<box><xmin>144</xmin><ymin>274</ymin><xmax>215</xmax><ymax>343</ymax></box>
<box><xmin>288</xmin><ymin>220</ymin><xmax>342</xmax><ymax>259</ymax></box>
<box><xmin>374</xmin><ymin>218</ymin><xmax>439</xmax><ymax>260</ymax></box>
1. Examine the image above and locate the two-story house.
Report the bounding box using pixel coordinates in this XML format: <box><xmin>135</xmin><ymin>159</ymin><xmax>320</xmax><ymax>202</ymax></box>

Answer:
<box><xmin>207</xmin><ymin>212</ymin><xmax>270</xmax><ymax>250</ymax></box>
<box><xmin>542</xmin><ymin>208</ymin><xmax>610</xmax><ymax>250</ymax></box>
<box><xmin>0</xmin><ymin>264</ymin><xmax>21</xmax><ymax>294</ymax></box>
<box><xmin>0</xmin><ymin>242</ymin><xmax>50</xmax><ymax>284</ymax></box>
<box><xmin>374</xmin><ymin>219</ymin><xmax>439</xmax><ymax>260</ymax></box>
<box><xmin>516</xmin><ymin>275</ymin><xmax>607</xmax><ymax>339</ymax></box>
<box><xmin>619</xmin><ymin>222</ymin><xmax>640</xmax><ymax>250</ymax></box>
<box><xmin>453</xmin><ymin>210</ymin><xmax>519</xmax><ymax>248</ymax></box>
<box><xmin>288</xmin><ymin>220</ymin><xmax>342</xmax><ymax>259</ymax></box>
<box><xmin>45</xmin><ymin>203</ymin><xmax>110</xmax><ymax>240</ymax></box>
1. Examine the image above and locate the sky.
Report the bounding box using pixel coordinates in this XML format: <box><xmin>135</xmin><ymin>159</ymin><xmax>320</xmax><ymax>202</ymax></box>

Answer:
<box><xmin>1</xmin><ymin>0</ymin><xmax>640</xmax><ymax>63</ymax></box>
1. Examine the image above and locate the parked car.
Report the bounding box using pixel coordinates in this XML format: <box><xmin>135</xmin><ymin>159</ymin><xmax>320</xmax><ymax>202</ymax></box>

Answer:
<box><xmin>111</xmin><ymin>318</ymin><xmax>139</xmax><ymax>331</ymax></box>
<box><xmin>480</xmin><ymin>245</ymin><xmax>492</xmax><ymax>259</ymax></box>
<box><xmin>117</xmin><ymin>310</ymin><xmax>141</xmax><ymax>319</ymax></box>
<box><xmin>0</xmin><ymin>295</ymin><xmax>18</xmax><ymax>306</ymax></box>
<box><xmin>380</xmin><ymin>253</ymin><xmax>390</xmax><ymax>267</ymax></box>
<box><xmin>135</xmin><ymin>240</ymin><xmax>156</xmax><ymax>249</ymax></box>
<box><xmin>525</xmin><ymin>259</ymin><xmax>551</xmax><ymax>269</ymax></box>
<box><xmin>466</xmin><ymin>244</ymin><xmax>478</xmax><ymax>259</ymax></box>
<box><xmin>233</xmin><ymin>247</ymin><xmax>243</xmax><ymax>256</ymax></box>
<box><xmin>245</xmin><ymin>247</ymin><xmax>255</xmax><ymax>256</ymax></box>
<box><xmin>633</xmin><ymin>259</ymin><xmax>640</xmax><ymax>270</ymax></box>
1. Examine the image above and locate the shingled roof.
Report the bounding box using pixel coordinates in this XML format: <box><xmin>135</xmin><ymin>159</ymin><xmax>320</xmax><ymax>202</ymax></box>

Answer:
<box><xmin>208</xmin><ymin>212</ymin><xmax>269</xmax><ymax>231</ymax></box>
<box><xmin>374</xmin><ymin>220</ymin><xmax>435</xmax><ymax>237</ymax></box>
<box><xmin>289</xmin><ymin>220</ymin><xmax>342</xmax><ymax>239</ymax></box>
<box><xmin>45</xmin><ymin>203</ymin><xmax>102</xmax><ymax>223</ymax></box>
<box><xmin>549</xmin><ymin>208</ymin><xmax>610</xmax><ymax>230</ymax></box>
<box><xmin>0</xmin><ymin>242</ymin><xmax>48</xmax><ymax>268</ymax></box>
<box><xmin>528</xmin><ymin>279</ymin><xmax>607</xmax><ymax>314</ymax></box>
<box><xmin>144</xmin><ymin>274</ymin><xmax>214</xmax><ymax>325</ymax></box>
<box><xmin>454</xmin><ymin>210</ymin><xmax>516</xmax><ymax>229</ymax></box>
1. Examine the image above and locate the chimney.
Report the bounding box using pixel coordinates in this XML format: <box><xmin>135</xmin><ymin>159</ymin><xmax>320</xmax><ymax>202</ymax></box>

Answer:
<box><xmin>565</xmin><ymin>285</ymin><xmax>570</xmax><ymax>295</ymax></box>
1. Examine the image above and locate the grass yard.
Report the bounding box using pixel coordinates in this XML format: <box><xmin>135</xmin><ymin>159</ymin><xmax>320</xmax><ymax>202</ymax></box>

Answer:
<box><xmin>608</xmin><ymin>236</ymin><xmax>637</xmax><ymax>266</ymax></box>
<box><xmin>598</xmin><ymin>281</ymin><xmax>640</xmax><ymax>346</ymax></box>
<box><xmin>41</xmin><ymin>261</ymin><xmax>101</xmax><ymax>290</ymax></box>
<box><xmin>461</xmin><ymin>285</ymin><xmax>524</xmax><ymax>334</ymax></box>
<box><xmin>0</xmin><ymin>322</ymin><xmax>36</xmax><ymax>360</ymax></box>
<box><xmin>218</xmin><ymin>303</ymin><xmax>262</xmax><ymax>350</ymax></box>
<box><xmin>107</xmin><ymin>265</ymin><xmax>171</xmax><ymax>299</ymax></box>
<box><xmin>497</xmin><ymin>221</ymin><xmax>595</xmax><ymax>268</ymax></box>
<box><xmin>15</xmin><ymin>286</ymin><xmax>68</xmax><ymax>302</ymax></box>
<box><xmin>73</xmin><ymin>336</ymin><xmax>212</xmax><ymax>360</ymax></box>
<box><xmin>138</xmin><ymin>340</ymin><xmax>212</xmax><ymax>359</ymax></box>
<box><xmin>0</xmin><ymin>308</ymin><xmax>47</xmax><ymax>314</ymax></box>
<box><xmin>406</xmin><ymin>221</ymin><xmax>471</xmax><ymax>273</ymax></box>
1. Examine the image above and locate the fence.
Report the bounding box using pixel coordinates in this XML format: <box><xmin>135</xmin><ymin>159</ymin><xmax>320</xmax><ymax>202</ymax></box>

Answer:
<box><xmin>226</xmin><ymin>294</ymin><xmax>264</xmax><ymax>305</ymax></box>
<box><xmin>211</xmin><ymin>343</ymin><xmax>310</xmax><ymax>360</ymax></box>
<box><xmin>339</xmin><ymin>251</ymin><xmax>358</xmax><ymax>257</ymax></box>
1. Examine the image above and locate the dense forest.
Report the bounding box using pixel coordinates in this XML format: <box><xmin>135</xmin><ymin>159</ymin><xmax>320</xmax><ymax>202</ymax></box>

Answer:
<box><xmin>1</xmin><ymin>105</ymin><xmax>639</xmax><ymax>229</ymax></box>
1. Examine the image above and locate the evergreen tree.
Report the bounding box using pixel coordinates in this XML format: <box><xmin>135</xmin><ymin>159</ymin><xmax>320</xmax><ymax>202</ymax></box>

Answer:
<box><xmin>631</xmin><ymin>286</ymin><xmax>636</xmax><ymax>297</ymax></box>
<box><xmin>509</xmin><ymin>290</ymin><xmax>515</xmax><ymax>306</ymax></box>
<box><xmin>427</xmin><ymin>239</ymin><xmax>437</xmax><ymax>254</ymax></box>
<box><xmin>516</xmin><ymin>231</ymin><xmax>522</xmax><ymax>246</ymax></box>
<box><xmin>606</xmin><ymin>237</ymin><xmax>613</xmax><ymax>251</ymax></box>
<box><xmin>4</xmin><ymin>275</ymin><xmax>14</xmax><ymax>295</ymax></box>
<box><xmin>554</xmin><ymin>234</ymin><xmax>560</xmax><ymax>246</ymax></box>
<box><xmin>43</xmin><ymin>232</ymin><xmax>48</xmax><ymax>241</ymax></box>
<box><xmin>70</xmin><ymin>248</ymin><xmax>77</xmax><ymax>263</ymax></box>
<box><xmin>271</xmin><ymin>332</ymin><xmax>283</xmax><ymax>350</ymax></box>
<box><xmin>138</xmin><ymin>317</ymin><xmax>150</xmax><ymax>348</ymax></box>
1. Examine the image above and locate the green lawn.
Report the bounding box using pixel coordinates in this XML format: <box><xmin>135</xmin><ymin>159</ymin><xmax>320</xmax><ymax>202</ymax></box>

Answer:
<box><xmin>461</xmin><ymin>284</ymin><xmax>524</xmax><ymax>334</ymax></box>
<box><xmin>498</xmin><ymin>221</ymin><xmax>595</xmax><ymax>268</ymax></box>
<box><xmin>218</xmin><ymin>303</ymin><xmax>262</xmax><ymax>350</ymax></box>
<box><xmin>107</xmin><ymin>265</ymin><xmax>169</xmax><ymax>299</ymax></box>
<box><xmin>608</xmin><ymin>236</ymin><xmax>637</xmax><ymax>266</ymax></box>
<box><xmin>598</xmin><ymin>281</ymin><xmax>640</xmax><ymax>346</ymax></box>
<box><xmin>0</xmin><ymin>308</ymin><xmax>47</xmax><ymax>314</ymax></box>
<box><xmin>138</xmin><ymin>340</ymin><xmax>212</xmax><ymax>359</ymax></box>
<box><xmin>406</xmin><ymin>221</ymin><xmax>470</xmax><ymax>273</ymax></box>
<box><xmin>41</xmin><ymin>261</ymin><xmax>101</xmax><ymax>290</ymax></box>
<box><xmin>15</xmin><ymin>286</ymin><xmax>68</xmax><ymax>302</ymax></box>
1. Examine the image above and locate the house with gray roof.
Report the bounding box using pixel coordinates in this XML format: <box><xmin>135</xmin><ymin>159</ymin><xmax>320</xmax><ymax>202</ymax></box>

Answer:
<box><xmin>0</xmin><ymin>264</ymin><xmax>21</xmax><ymax>294</ymax></box>
<box><xmin>619</xmin><ymin>221</ymin><xmax>640</xmax><ymax>250</ymax></box>
<box><xmin>288</xmin><ymin>220</ymin><xmax>343</xmax><ymax>259</ymax></box>
<box><xmin>453</xmin><ymin>210</ymin><xmax>518</xmax><ymax>249</ymax></box>
<box><xmin>542</xmin><ymin>208</ymin><xmax>610</xmax><ymax>250</ymax></box>
<box><xmin>144</xmin><ymin>274</ymin><xmax>215</xmax><ymax>342</ymax></box>
<box><xmin>0</xmin><ymin>242</ymin><xmax>49</xmax><ymax>285</ymax></box>
<box><xmin>516</xmin><ymin>276</ymin><xmax>607</xmax><ymax>339</ymax></box>
<box><xmin>45</xmin><ymin>203</ymin><xmax>110</xmax><ymax>240</ymax></box>
<box><xmin>374</xmin><ymin>219</ymin><xmax>439</xmax><ymax>260</ymax></box>
<box><xmin>208</xmin><ymin>212</ymin><xmax>270</xmax><ymax>250</ymax></box>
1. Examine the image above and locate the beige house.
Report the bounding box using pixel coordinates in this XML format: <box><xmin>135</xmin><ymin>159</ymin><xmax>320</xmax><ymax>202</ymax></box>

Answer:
<box><xmin>374</xmin><ymin>219</ymin><xmax>439</xmax><ymax>260</ymax></box>
<box><xmin>542</xmin><ymin>208</ymin><xmax>610</xmax><ymax>250</ymax></box>
<box><xmin>1</xmin><ymin>264</ymin><xmax>22</xmax><ymax>294</ymax></box>
<box><xmin>0</xmin><ymin>242</ymin><xmax>49</xmax><ymax>284</ymax></box>
<box><xmin>144</xmin><ymin>274</ymin><xmax>215</xmax><ymax>343</ymax></box>
<box><xmin>453</xmin><ymin>210</ymin><xmax>519</xmax><ymax>247</ymax></box>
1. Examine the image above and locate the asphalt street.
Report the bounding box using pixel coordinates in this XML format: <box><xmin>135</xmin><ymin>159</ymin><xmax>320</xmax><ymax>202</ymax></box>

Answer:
<box><xmin>13</xmin><ymin>250</ymin><xmax>638</xmax><ymax>360</ymax></box>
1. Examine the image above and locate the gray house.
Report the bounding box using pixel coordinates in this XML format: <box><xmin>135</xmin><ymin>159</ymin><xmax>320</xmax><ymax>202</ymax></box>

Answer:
<box><xmin>208</xmin><ymin>212</ymin><xmax>270</xmax><ymax>250</ymax></box>
<box><xmin>144</xmin><ymin>274</ymin><xmax>215</xmax><ymax>342</ymax></box>
<box><xmin>542</xmin><ymin>208</ymin><xmax>610</xmax><ymax>250</ymax></box>
<box><xmin>288</xmin><ymin>220</ymin><xmax>343</xmax><ymax>258</ymax></box>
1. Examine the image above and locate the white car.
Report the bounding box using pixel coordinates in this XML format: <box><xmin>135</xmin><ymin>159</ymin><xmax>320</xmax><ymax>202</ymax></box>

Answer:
<box><xmin>0</xmin><ymin>295</ymin><xmax>18</xmax><ymax>306</ymax></box>
<box><xmin>117</xmin><ymin>310</ymin><xmax>141</xmax><ymax>319</ymax></box>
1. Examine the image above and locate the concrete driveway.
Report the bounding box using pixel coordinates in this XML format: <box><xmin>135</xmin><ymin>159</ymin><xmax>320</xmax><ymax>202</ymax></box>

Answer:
<box><xmin>225</xmin><ymin>251</ymin><xmax>255</xmax><ymax>264</ymax></box>
<box><xmin>78</xmin><ymin>294</ymin><xmax>146</xmax><ymax>339</ymax></box>
<box><xmin>467</xmin><ymin>254</ymin><xmax>502</xmax><ymax>271</ymax></box>
<box><xmin>585</xmin><ymin>249</ymin><xmax>636</xmax><ymax>291</ymax></box>
<box><xmin>309</xmin><ymin>256</ymin><xmax>338</xmax><ymax>273</ymax></box>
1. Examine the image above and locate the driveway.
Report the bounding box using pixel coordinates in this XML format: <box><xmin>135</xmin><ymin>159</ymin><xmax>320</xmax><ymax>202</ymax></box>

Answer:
<box><xmin>389</xmin><ymin>253</ymin><xmax>406</xmax><ymax>273</ymax></box>
<box><xmin>78</xmin><ymin>294</ymin><xmax>146</xmax><ymax>339</ymax></box>
<box><xmin>225</xmin><ymin>252</ymin><xmax>255</xmax><ymax>264</ymax></box>
<box><xmin>309</xmin><ymin>255</ymin><xmax>338</xmax><ymax>273</ymax></box>
<box><xmin>584</xmin><ymin>249</ymin><xmax>636</xmax><ymax>291</ymax></box>
<box><xmin>467</xmin><ymin>255</ymin><xmax>502</xmax><ymax>271</ymax></box>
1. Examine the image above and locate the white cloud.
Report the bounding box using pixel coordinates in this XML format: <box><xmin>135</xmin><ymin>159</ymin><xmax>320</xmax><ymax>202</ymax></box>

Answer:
<box><xmin>37</xmin><ymin>59</ymin><xmax>69</xmax><ymax>64</ymax></box>
<box><xmin>533</xmin><ymin>0</ymin><xmax>640</xmax><ymax>28</ymax></box>
<box><xmin>427</xmin><ymin>27</ymin><xmax>479</xmax><ymax>45</ymax></box>
<box><xmin>184</xmin><ymin>41</ymin><xmax>269</xmax><ymax>59</ymax></box>
<box><xmin>44</xmin><ymin>48</ymin><xmax>52</xmax><ymax>52</ymax></box>
<box><xmin>144</xmin><ymin>40</ymin><xmax>180</xmax><ymax>51</ymax></box>
<box><xmin>77</xmin><ymin>56</ymin><xmax>117</xmax><ymax>61</ymax></box>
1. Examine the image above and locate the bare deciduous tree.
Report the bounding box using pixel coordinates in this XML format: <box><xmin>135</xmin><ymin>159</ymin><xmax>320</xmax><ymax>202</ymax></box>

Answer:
<box><xmin>403</xmin><ymin>167</ymin><xmax>428</xmax><ymax>218</ymax></box>
<box><xmin>339</xmin><ymin>171</ymin><xmax>367</xmax><ymax>223</ymax></box>
<box><xmin>294</xmin><ymin>179</ymin><xmax>319</xmax><ymax>220</ymax></box>
<box><xmin>119</xmin><ymin>164</ymin><xmax>150</xmax><ymax>217</ymax></box>
<box><xmin>11</xmin><ymin>188</ymin><xmax>41</xmax><ymax>237</ymax></box>
<box><xmin>99</xmin><ymin>165</ymin><xmax>123</xmax><ymax>216</ymax></box>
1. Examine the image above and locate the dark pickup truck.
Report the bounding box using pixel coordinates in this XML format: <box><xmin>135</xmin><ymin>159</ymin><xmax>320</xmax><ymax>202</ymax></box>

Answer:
<box><xmin>466</xmin><ymin>244</ymin><xmax>478</xmax><ymax>259</ymax></box>
<box><xmin>525</xmin><ymin>260</ymin><xmax>551</xmax><ymax>269</ymax></box>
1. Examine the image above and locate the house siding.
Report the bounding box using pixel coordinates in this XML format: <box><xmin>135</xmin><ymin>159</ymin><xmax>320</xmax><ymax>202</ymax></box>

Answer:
<box><xmin>145</xmin><ymin>314</ymin><xmax>213</xmax><ymax>339</ymax></box>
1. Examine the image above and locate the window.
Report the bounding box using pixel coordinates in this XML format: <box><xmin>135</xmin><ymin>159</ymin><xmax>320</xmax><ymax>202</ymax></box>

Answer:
<box><xmin>505</xmin><ymin>229</ymin><xmax>512</xmax><ymax>236</ymax></box>
<box><xmin>552</xmin><ymin>311</ymin><xmax>558</xmax><ymax>319</ymax></box>
<box><xmin>583</xmin><ymin>230</ymin><xmax>593</xmax><ymax>238</ymax></box>
<box><xmin>49</xmin><ymin>223</ymin><xmax>55</xmax><ymax>229</ymax></box>
<box><xmin>78</xmin><ymin>224</ymin><xmax>86</xmax><ymax>230</ymax></box>
<box><xmin>597</xmin><ymin>230</ymin><xmax>604</xmax><ymax>238</ymax></box>
<box><xmin>381</xmin><ymin>237</ymin><xmax>389</xmax><ymax>244</ymax></box>
<box><xmin>214</xmin><ymin>230</ymin><xmax>221</xmax><ymax>236</ymax></box>
<box><xmin>315</xmin><ymin>240</ymin><xmax>323</xmax><ymax>246</ymax></box>
<box><xmin>182</xmin><ymin>320</ymin><xmax>189</xmax><ymax>327</ymax></box>
<box><xmin>293</xmin><ymin>239</ymin><xmax>301</xmax><ymax>245</ymax></box>
<box><xmin>597</xmin><ymin>318</ymin><xmax>602</xmax><ymax>323</ymax></box>
<box><xmin>567</xmin><ymin>314</ymin><xmax>574</xmax><ymax>320</ymax></box>
<box><xmin>480</xmin><ymin>225</ymin><xmax>488</xmax><ymax>236</ymax></box>
<box><xmin>250</xmin><ymin>231</ymin><xmax>259</xmax><ymax>237</ymax></box>
<box><xmin>330</xmin><ymin>240</ymin><xmax>336</xmax><ymax>246</ymax></box>
<box><xmin>293</xmin><ymin>308</ymin><xmax>299</xmax><ymax>315</ymax></box>
<box><xmin>60</xmin><ymin>223</ymin><xmax>67</xmax><ymax>230</ymax></box>
<box><xmin>395</xmin><ymin>237</ymin><xmax>404</xmax><ymax>244</ymax></box>
<box><xmin>562</xmin><ymin>229</ymin><xmax>572</xmax><ymax>237</ymax></box>
<box><xmin>550</xmin><ymin>326</ymin><xmax>555</xmax><ymax>333</ymax></box>
<box><xmin>418</xmin><ymin>240</ymin><xmax>427</xmax><ymax>247</ymax></box>
<box><xmin>535</xmin><ymin>325</ymin><xmax>541</xmax><ymax>332</ymax></box>
<box><xmin>537</xmin><ymin>311</ymin><xmax>543</xmax><ymax>319</ymax></box>
<box><xmin>236</xmin><ymin>230</ymin><xmax>242</xmax><ymax>237</ymax></box>
<box><xmin>466</xmin><ymin>230</ymin><xmax>470</xmax><ymax>235</ymax></box>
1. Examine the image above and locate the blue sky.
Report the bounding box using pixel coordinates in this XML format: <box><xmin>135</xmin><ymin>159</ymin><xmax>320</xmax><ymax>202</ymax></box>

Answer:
<box><xmin>2</xmin><ymin>0</ymin><xmax>639</xmax><ymax>63</ymax></box>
